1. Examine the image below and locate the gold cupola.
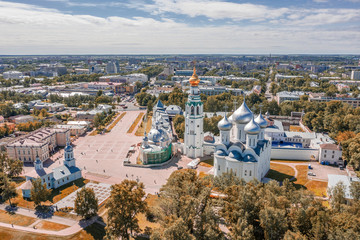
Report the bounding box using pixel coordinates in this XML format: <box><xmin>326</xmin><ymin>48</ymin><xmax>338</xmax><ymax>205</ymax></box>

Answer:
<box><xmin>189</xmin><ymin>66</ymin><xmax>200</xmax><ymax>87</ymax></box>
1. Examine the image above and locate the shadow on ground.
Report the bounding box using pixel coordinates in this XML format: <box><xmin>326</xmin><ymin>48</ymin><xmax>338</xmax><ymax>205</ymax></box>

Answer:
<box><xmin>34</xmin><ymin>205</ymin><xmax>54</xmax><ymax>219</ymax></box>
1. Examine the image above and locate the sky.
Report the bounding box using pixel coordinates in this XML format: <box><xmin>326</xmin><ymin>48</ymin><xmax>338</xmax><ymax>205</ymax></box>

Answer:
<box><xmin>0</xmin><ymin>0</ymin><xmax>359</xmax><ymax>55</ymax></box>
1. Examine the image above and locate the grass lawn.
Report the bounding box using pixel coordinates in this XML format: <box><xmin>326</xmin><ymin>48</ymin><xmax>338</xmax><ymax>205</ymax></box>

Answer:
<box><xmin>127</xmin><ymin>112</ymin><xmax>144</xmax><ymax>134</ymax></box>
<box><xmin>0</xmin><ymin>209</ymin><xmax>37</xmax><ymax>227</ymax></box>
<box><xmin>138</xmin><ymin>194</ymin><xmax>161</xmax><ymax>231</ymax></box>
<box><xmin>13</xmin><ymin>178</ymin><xmax>89</xmax><ymax>210</ymax></box>
<box><xmin>35</xmin><ymin>220</ymin><xmax>70</xmax><ymax>231</ymax></box>
<box><xmin>52</xmin><ymin>178</ymin><xmax>90</xmax><ymax>203</ymax></box>
<box><xmin>135</xmin><ymin>115</ymin><xmax>152</xmax><ymax>136</ymax></box>
<box><xmin>305</xmin><ymin>180</ymin><xmax>328</xmax><ymax>197</ymax></box>
<box><xmin>0</xmin><ymin>224</ymin><xmax>103</xmax><ymax>240</ymax></box>
<box><xmin>12</xmin><ymin>176</ymin><xmax>26</xmax><ymax>187</ymax></box>
<box><xmin>293</xmin><ymin>165</ymin><xmax>309</xmax><ymax>186</ymax></box>
<box><xmin>266</xmin><ymin>163</ymin><xmax>296</xmax><ymax>182</ymax></box>
<box><xmin>200</xmin><ymin>158</ymin><xmax>214</xmax><ymax>167</ymax></box>
<box><xmin>107</xmin><ymin>112</ymin><xmax>126</xmax><ymax>132</ymax></box>
<box><xmin>289</xmin><ymin>125</ymin><xmax>304</xmax><ymax>132</ymax></box>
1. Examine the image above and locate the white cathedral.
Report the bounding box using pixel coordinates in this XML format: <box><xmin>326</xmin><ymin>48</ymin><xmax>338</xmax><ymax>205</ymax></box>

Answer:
<box><xmin>184</xmin><ymin>67</ymin><xmax>271</xmax><ymax>182</ymax></box>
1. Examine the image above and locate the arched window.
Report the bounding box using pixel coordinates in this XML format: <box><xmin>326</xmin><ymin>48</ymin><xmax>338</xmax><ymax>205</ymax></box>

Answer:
<box><xmin>191</xmin><ymin>106</ymin><xmax>194</xmax><ymax>115</ymax></box>
<box><xmin>249</xmin><ymin>170</ymin><xmax>252</xmax><ymax>176</ymax></box>
<box><xmin>196</xmin><ymin>106</ymin><xmax>200</xmax><ymax>115</ymax></box>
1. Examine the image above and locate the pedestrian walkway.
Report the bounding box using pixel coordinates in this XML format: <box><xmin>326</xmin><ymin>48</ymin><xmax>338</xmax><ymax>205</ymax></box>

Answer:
<box><xmin>0</xmin><ymin>203</ymin><xmax>98</xmax><ymax>236</ymax></box>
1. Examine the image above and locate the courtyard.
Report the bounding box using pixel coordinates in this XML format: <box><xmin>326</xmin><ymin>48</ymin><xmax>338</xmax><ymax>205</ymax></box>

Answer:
<box><xmin>23</xmin><ymin>110</ymin><xmax>213</xmax><ymax>194</ymax></box>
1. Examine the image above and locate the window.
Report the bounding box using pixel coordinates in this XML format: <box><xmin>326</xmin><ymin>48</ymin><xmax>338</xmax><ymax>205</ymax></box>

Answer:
<box><xmin>67</xmin><ymin>177</ymin><xmax>69</xmax><ymax>181</ymax></box>
<box><xmin>332</xmin><ymin>151</ymin><xmax>335</xmax><ymax>154</ymax></box>
<box><xmin>218</xmin><ymin>165</ymin><xmax>220</xmax><ymax>171</ymax></box>
<box><xmin>332</xmin><ymin>155</ymin><xmax>334</xmax><ymax>158</ymax></box>
<box><xmin>249</xmin><ymin>171</ymin><xmax>252</xmax><ymax>176</ymax></box>
<box><xmin>191</xmin><ymin>106</ymin><xmax>194</xmax><ymax>115</ymax></box>
<box><xmin>48</xmin><ymin>183</ymin><xmax>50</xmax><ymax>187</ymax></box>
<box><xmin>196</xmin><ymin>106</ymin><xmax>200</xmax><ymax>115</ymax></box>
<box><xmin>18</xmin><ymin>150</ymin><xmax>20</xmax><ymax>154</ymax></box>
<box><xmin>62</xmin><ymin>179</ymin><xmax>64</xmax><ymax>182</ymax></box>
<box><xmin>244</xmin><ymin>170</ymin><xmax>247</xmax><ymax>176</ymax></box>
<box><xmin>325</xmin><ymin>150</ymin><xmax>327</xmax><ymax>153</ymax></box>
<box><xmin>48</xmin><ymin>177</ymin><xmax>50</xmax><ymax>180</ymax></box>
<box><xmin>324</xmin><ymin>154</ymin><xmax>327</xmax><ymax>158</ymax></box>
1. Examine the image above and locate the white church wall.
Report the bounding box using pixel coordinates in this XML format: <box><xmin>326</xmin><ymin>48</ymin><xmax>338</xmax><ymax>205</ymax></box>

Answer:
<box><xmin>271</xmin><ymin>148</ymin><xmax>318</xmax><ymax>161</ymax></box>
<box><xmin>203</xmin><ymin>143</ymin><xmax>215</xmax><ymax>155</ymax></box>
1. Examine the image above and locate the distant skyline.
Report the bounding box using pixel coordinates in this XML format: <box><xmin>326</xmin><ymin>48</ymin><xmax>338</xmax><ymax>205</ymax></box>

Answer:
<box><xmin>0</xmin><ymin>0</ymin><xmax>359</xmax><ymax>55</ymax></box>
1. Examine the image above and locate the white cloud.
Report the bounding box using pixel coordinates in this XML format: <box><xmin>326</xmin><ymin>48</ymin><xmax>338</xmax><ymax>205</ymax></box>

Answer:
<box><xmin>129</xmin><ymin>0</ymin><xmax>360</xmax><ymax>26</ymax></box>
<box><xmin>313</xmin><ymin>0</ymin><xmax>328</xmax><ymax>3</ymax></box>
<box><xmin>129</xmin><ymin>0</ymin><xmax>289</xmax><ymax>21</ymax></box>
<box><xmin>0</xmin><ymin>1</ymin><xmax>359</xmax><ymax>54</ymax></box>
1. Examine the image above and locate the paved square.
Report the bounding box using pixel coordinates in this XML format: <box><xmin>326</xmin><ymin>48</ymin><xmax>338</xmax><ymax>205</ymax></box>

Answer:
<box><xmin>23</xmin><ymin>110</ymin><xmax>213</xmax><ymax>195</ymax></box>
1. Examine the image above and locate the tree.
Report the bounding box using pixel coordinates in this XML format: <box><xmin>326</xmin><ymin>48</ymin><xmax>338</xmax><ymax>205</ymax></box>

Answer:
<box><xmin>1</xmin><ymin>177</ymin><xmax>17</xmax><ymax>206</ymax></box>
<box><xmin>105</xmin><ymin>180</ymin><xmax>147</xmax><ymax>240</ymax></box>
<box><xmin>74</xmin><ymin>187</ymin><xmax>98</xmax><ymax>219</ymax></box>
<box><xmin>93</xmin><ymin>113</ymin><xmax>102</xmax><ymax>128</ymax></box>
<box><xmin>336</xmin><ymin>131</ymin><xmax>356</xmax><ymax>143</ymax></box>
<box><xmin>329</xmin><ymin>182</ymin><xmax>347</xmax><ymax>212</ymax></box>
<box><xmin>30</xmin><ymin>178</ymin><xmax>52</xmax><ymax>206</ymax></box>
<box><xmin>153</xmin><ymin>169</ymin><xmax>223</xmax><ymax>240</ymax></box>
<box><xmin>135</xmin><ymin>81</ymin><xmax>143</xmax><ymax>91</ymax></box>
<box><xmin>39</xmin><ymin>108</ymin><xmax>49</xmax><ymax>118</ymax></box>
<box><xmin>0</xmin><ymin>152</ymin><xmax>23</xmax><ymax>178</ymax></box>
<box><xmin>350</xmin><ymin>181</ymin><xmax>360</xmax><ymax>201</ymax></box>
<box><xmin>230</xmin><ymin>217</ymin><xmax>255</xmax><ymax>240</ymax></box>
<box><xmin>259</xmin><ymin>206</ymin><xmax>287</xmax><ymax>240</ymax></box>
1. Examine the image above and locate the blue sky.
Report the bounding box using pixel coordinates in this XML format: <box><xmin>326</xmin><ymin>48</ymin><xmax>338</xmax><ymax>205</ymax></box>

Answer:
<box><xmin>0</xmin><ymin>0</ymin><xmax>359</xmax><ymax>54</ymax></box>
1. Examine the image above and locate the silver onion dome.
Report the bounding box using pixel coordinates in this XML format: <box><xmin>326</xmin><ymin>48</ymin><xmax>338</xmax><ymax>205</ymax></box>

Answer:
<box><xmin>232</xmin><ymin>100</ymin><xmax>253</xmax><ymax>124</ymax></box>
<box><xmin>218</xmin><ymin>115</ymin><xmax>232</xmax><ymax>131</ymax></box>
<box><xmin>254</xmin><ymin>112</ymin><xmax>268</xmax><ymax>129</ymax></box>
<box><xmin>244</xmin><ymin>116</ymin><xmax>261</xmax><ymax>135</ymax></box>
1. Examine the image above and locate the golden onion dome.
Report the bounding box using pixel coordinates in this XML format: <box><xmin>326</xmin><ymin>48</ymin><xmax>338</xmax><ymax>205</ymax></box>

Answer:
<box><xmin>189</xmin><ymin>67</ymin><xmax>200</xmax><ymax>87</ymax></box>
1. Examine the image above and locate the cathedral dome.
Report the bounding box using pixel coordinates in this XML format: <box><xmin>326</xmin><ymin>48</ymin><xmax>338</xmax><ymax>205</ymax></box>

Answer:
<box><xmin>218</xmin><ymin>115</ymin><xmax>232</xmax><ymax>131</ymax></box>
<box><xmin>232</xmin><ymin>100</ymin><xmax>253</xmax><ymax>124</ymax></box>
<box><xmin>254</xmin><ymin>112</ymin><xmax>268</xmax><ymax>129</ymax></box>
<box><xmin>148</xmin><ymin>128</ymin><xmax>162</xmax><ymax>143</ymax></box>
<box><xmin>244</xmin><ymin>116</ymin><xmax>261</xmax><ymax>135</ymax></box>
<box><xmin>158</xmin><ymin>128</ymin><xmax>169</xmax><ymax>142</ymax></box>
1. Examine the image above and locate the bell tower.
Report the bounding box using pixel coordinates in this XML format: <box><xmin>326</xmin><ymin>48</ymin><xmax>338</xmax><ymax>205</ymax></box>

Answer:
<box><xmin>184</xmin><ymin>65</ymin><xmax>204</xmax><ymax>159</ymax></box>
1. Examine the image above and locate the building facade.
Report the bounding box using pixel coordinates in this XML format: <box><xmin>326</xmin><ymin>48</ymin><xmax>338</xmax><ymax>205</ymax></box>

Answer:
<box><xmin>21</xmin><ymin>141</ymin><xmax>82</xmax><ymax>197</ymax></box>
<box><xmin>213</xmin><ymin>101</ymin><xmax>271</xmax><ymax>182</ymax></box>
<box><xmin>6</xmin><ymin>128</ymin><xmax>70</xmax><ymax>163</ymax></box>
<box><xmin>184</xmin><ymin>68</ymin><xmax>204</xmax><ymax>159</ymax></box>
<box><xmin>139</xmin><ymin>100</ymin><xmax>173</xmax><ymax>165</ymax></box>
